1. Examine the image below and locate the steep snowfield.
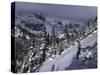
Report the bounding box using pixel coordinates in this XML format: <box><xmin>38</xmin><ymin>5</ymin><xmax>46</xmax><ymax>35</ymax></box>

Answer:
<box><xmin>39</xmin><ymin>30</ymin><xmax>97</xmax><ymax>71</ymax></box>
<box><xmin>39</xmin><ymin>45</ymin><xmax>78</xmax><ymax>72</ymax></box>
<box><xmin>81</xmin><ymin>30</ymin><xmax>97</xmax><ymax>48</ymax></box>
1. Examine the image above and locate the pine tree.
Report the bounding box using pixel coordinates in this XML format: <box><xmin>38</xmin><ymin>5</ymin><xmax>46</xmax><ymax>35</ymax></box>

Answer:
<box><xmin>51</xmin><ymin>64</ymin><xmax>55</xmax><ymax>71</ymax></box>
<box><xmin>57</xmin><ymin>20</ymin><xmax>62</xmax><ymax>25</ymax></box>
<box><xmin>46</xmin><ymin>33</ymin><xmax>50</xmax><ymax>46</ymax></box>
<box><xmin>64</xmin><ymin>24</ymin><xmax>69</xmax><ymax>47</ymax></box>
<box><xmin>71</xmin><ymin>31</ymin><xmax>75</xmax><ymax>45</ymax></box>
<box><xmin>41</xmin><ymin>26</ymin><xmax>47</xmax><ymax>62</ymax></box>
<box><xmin>59</xmin><ymin>41</ymin><xmax>63</xmax><ymax>55</ymax></box>
<box><xmin>52</xmin><ymin>25</ymin><xmax>56</xmax><ymax>47</ymax></box>
<box><xmin>76</xmin><ymin>40</ymin><xmax>81</xmax><ymax>59</ymax></box>
<box><xmin>95</xmin><ymin>16</ymin><xmax>97</xmax><ymax>22</ymax></box>
<box><xmin>73</xmin><ymin>29</ymin><xmax>77</xmax><ymax>41</ymax></box>
<box><xmin>80</xmin><ymin>27</ymin><xmax>85</xmax><ymax>39</ymax></box>
<box><xmin>42</xmin><ymin>46</ymin><xmax>46</xmax><ymax>62</ymax></box>
<box><xmin>34</xmin><ymin>13</ymin><xmax>46</xmax><ymax>21</ymax></box>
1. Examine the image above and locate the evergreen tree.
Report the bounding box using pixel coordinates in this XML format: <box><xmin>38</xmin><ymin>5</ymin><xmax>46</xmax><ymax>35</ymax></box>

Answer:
<box><xmin>41</xmin><ymin>26</ymin><xmax>48</xmax><ymax>62</ymax></box>
<box><xmin>51</xmin><ymin>64</ymin><xmax>55</xmax><ymax>71</ymax></box>
<box><xmin>71</xmin><ymin>31</ymin><xmax>75</xmax><ymax>45</ymax></box>
<box><xmin>46</xmin><ymin>33</ymin><xmax>50</xmax><ymax>46</ymax></box>
<box><xmin>73</xmin><ymin>29</ymin><xmax>78</xmax><ymax>41</ymax></box>
<box><xmin>59</xmin><ymin>41</ymin><xmax>63</xmax><ymax>55</ymax></box>
<box><xmin>80</xmin><ymin>27</ymin><xmax>85</xmax><ymax>39</ymax></box>
<box><xmin>42</xmin><ymin>46</ymin><xmax>46</xmax><ymax>62</ymax></box>
<box><xmin>57</xmin><ymin>20</ymin><xmax>62</xmax><ymax>25</ymax></box>
<box><xmin>52</xmin><ymin>25</ymin><xmax>56</xmax><ymax>47</ymax></box>
<box><xmin>76</xmin><ymin>40</ymin><xmax>81</xmax><ymax>59</ymax></box>
<box><xmin>95</xmin><ymin>16</ymin><xmax>97</xmax><ymax>22</ymax></box>
<box><xmin>64</xmin><ymin>24</ymin><xmax>69</xmax><ymax>47</ymax></box>
<box><xmin>34</xmin><ymin>13</ymin><xmax>46</xmax><ymax>21</ymax></box>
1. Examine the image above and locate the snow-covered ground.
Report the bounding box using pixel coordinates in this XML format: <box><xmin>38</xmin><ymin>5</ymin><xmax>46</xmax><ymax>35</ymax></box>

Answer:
<box><xmin>80</xmin><ymin>30</ymin><xmax>97</xmax><ymax>48</ymax></box>
<box><xmin>39</xmin><ymin>30</ymin><xmax>97</xmax><ymax>72</ymax></box>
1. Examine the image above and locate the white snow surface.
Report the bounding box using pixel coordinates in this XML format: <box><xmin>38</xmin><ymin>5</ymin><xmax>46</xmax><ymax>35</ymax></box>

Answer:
<box><xmin>80</xmin><ymin>30</ymin><xmax>97</xmax><ymax>47</ymax></box>
<box><xmin>39</xmin><ymin>30</ymin><xmax>97</xmax><ymax>72</ymax></box>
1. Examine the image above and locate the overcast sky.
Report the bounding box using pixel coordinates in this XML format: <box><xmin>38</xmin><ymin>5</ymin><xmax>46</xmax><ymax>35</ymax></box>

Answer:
<box><xmin>15</xmin><ymin>2</ymin><xmax>97</xmax><ymax>23</ymax></box>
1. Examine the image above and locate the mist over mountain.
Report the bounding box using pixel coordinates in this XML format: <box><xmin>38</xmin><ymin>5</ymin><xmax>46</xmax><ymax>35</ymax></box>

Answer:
<box><xmin>15</xmin><ymin>2</ymin><xmax>97</xmax><ymax>23</ymax></box>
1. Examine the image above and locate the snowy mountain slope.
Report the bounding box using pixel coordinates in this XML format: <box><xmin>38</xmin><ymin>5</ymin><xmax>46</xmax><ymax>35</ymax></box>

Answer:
<box><xmin>39</xmin><ymin>44</ymin><xmax>78</xmax><ymax>72</ymax></box>
<box><xmin>39</xmin><ymin>30</ymin><xmax>97</xmax><ymax>71</ymax></box>
<box><xmin>12</xmin><ymin>12</ymin><xmax>97</xmax><ymax>72</ymax></box>
<box><xmin>80</xmin><ymin>30</ymin><xmax>97</xmax><ymax>48</ymax></box>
